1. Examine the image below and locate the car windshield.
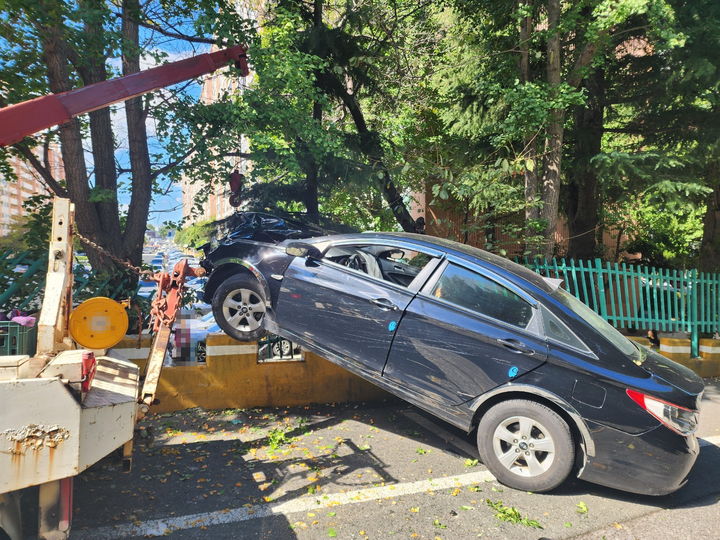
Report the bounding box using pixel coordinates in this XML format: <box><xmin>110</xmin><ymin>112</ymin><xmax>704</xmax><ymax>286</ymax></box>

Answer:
<box><xmin>551</xmin><ymin>287</ymin><xmax>637</xmax><ymax>357</ymax></box>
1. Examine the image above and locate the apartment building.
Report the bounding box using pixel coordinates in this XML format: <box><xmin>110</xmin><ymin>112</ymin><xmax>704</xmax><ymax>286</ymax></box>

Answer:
<box><xmin>181</xmin><ymin>2</ymin><xmax>257</xmax><ymax>224</ymax></box>
<box><xmin>0</xmin><ymin>147</ymin><xmax>62</xmax><ymax>235</ymax></box>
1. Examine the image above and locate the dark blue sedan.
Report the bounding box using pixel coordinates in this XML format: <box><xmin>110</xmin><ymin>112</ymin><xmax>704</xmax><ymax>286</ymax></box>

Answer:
<box><xmin>201</xmin><ymin>233</ymin><xmax>704</xmax><ymax>495</ymax></box>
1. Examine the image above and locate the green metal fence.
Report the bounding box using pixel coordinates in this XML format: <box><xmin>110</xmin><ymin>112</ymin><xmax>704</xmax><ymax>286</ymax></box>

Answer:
<box><xmin>519</xmin><ymin>258</ymin><xmax>720</xmax><ymax>357</ymax></box>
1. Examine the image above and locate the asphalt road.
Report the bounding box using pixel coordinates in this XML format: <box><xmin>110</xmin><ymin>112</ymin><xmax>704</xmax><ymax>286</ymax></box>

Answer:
<box><xmin>67</xmin><ymin>379</ymin><xmax>720</xmax><ymax>540</ymax></box>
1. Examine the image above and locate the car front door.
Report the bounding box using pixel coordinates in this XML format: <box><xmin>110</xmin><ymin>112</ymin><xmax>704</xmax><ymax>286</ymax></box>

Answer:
<box><xmin>383</xmin><ymin>259</ymin><xmax>548</xmax><ymax>406</ymax></box>
<box><xmin>275</xmin><ymin>241</ymin><xmax>442</xmax><ymax>377</ymax></box>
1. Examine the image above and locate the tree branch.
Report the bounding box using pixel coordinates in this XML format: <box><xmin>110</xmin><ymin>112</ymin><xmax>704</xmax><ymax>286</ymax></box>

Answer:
<box><xmin>12</xmin><ymin>142</ymin><xmax>68</xmax><ymax>197</ymax></box>
<box><xmin>111</xmin><ymin>12</ymin><xmax>217</xmax><ymax>44</ymax></box>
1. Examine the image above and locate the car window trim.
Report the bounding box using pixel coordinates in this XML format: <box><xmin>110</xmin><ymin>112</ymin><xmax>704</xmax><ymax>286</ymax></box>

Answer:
<box><xmin>320</xmin><ymin>239</ymin><xmax>445</xmax><ymax>293</ymax></box>
<box><xmin>538</xmin><ymin>304</ymin><xmax>598</xmax><ymax>359</ymax></box>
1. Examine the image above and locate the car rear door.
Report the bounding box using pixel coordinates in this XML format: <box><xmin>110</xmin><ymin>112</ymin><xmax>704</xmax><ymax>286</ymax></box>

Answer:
<box><xmin>275</xmin><ymin>240</ymin><xmax>442</xmax><ymax>377</ymax></box>
<box><xmin>383</xmin><ymin>258</ymin><xmax>548</xmax><ymax>406</ymax></box>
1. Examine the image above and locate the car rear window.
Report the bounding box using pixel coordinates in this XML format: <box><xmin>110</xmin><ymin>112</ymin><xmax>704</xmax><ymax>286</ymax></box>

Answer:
<box><xmin>431</xmin><ymin>263</ymin><xmax>533</xmax><ymax>329</ymax></box>
<box><xmin>551</xmin><ymin>287</ymin><xmax>637</xmax><ymax>357</ymax></box>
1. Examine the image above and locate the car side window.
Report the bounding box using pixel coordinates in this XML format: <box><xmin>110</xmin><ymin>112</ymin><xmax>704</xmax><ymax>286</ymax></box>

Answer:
<box><xmin>324</xmin><ymin>244</ymin><xmax>435</xmax><ymax>288</ymax></box>
<box><xmin>430</xmin><ymin>263</ymin><xmax>534</xmax><ymax>329</ymax></box>
<box><xmin>539</xmin><ymin>304</ymin><xmax>591</xmax><ymax>353</ymax></box>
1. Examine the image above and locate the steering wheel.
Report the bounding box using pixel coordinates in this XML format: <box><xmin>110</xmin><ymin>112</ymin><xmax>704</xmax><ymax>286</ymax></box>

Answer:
<box><xmin>347</xmin><ymin>253</ymin><xmax>368</xmax><ymax>273</ymax></box>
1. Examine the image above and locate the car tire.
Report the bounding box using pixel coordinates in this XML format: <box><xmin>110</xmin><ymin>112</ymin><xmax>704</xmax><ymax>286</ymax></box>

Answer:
<box><xmin>476</xmin><ymin>399</ymin><xmax>574</xmax><ymax>493</ymax></box>
<box><xmin>211</xmin><ymin>275</ymin><xmax>267</xmax><ymax>342</ymax></box>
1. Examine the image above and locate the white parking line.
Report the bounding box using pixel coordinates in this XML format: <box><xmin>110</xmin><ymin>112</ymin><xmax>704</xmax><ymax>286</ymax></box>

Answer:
<box><xmin>71</xmin><ymin>470</ymin><xmax>496</xmax><ymax>539</ymax></box>
<box><xmin>72</xmin><ymin>435</ymin><xmax>720</xmax><ymax>539</ymax></box>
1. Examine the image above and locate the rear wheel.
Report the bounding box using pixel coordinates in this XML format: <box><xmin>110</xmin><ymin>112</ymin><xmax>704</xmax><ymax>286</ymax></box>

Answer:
<box><xmin>211</xmin><ymin>275</ymin><xmax>267</xmax><ymax>341</ymax></box>
<box><xmin>476</xmin><ymin>399</ymin><xmax>574</xmax><ymax>492</ymax></box>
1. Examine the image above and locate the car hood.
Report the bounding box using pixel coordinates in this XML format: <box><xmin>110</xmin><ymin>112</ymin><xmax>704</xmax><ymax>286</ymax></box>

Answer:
<box><xmin>636</xmin><ymin>345</ymin><xmax>704</xmax><ymax>408</ymax></box>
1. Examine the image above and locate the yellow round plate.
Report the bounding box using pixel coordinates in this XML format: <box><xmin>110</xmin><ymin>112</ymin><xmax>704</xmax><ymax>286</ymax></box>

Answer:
<box><xmin>69</xmin><ymin>297</ymin><xmax>129</xmax><ymax>349</ymax></box>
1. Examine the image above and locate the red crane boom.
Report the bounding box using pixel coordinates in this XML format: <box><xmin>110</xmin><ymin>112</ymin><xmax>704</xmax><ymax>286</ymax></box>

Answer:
<box><xmin>0</xmin><ymin>44</ymin><xmax>248</xmax><ymax>147</ymax></box>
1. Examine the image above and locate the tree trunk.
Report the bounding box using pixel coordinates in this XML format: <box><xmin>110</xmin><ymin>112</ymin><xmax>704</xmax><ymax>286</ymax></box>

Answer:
<box><xmin>320</xmin><ymin>73</ymin><xmax>415</xmax><ymax>232</ymax></box>
<box><xmin>567</xmin><ymin>69</ymin><xmax>604</xmax><ymax>260</ymax></box>
<box><xmin>37</xmin><ymin>11</ymin><xmax>105</xmax><ymax>269</ymax></box>
<box><xmin>121</xmin><ymin>0</ymin><xmax>153</xmax><ymax>267</ymax></box>
<box><xmin>302</xmin><ymin>0</ymin><xmax>322</xmax><ymax>223</ymax></box>
<box><xmin>540</xmin><ymin>0</ymin><xmax>564</xmax><ymax>259</ymax></box>
<box><xmin>303</xmin><ymin>101</ymin><xmax>322</xmax><ymax>222</ymax></box>
<box><xmin>699</xmin><ymin>160</ymin><xmax>720</xmax><ymax>272</ymax></box>
<box><xmin>519</xmin><ymin>2</ymin><xmax>540</xmax><ymax>251</ymax></box>
<box><xmin>78</xmin><ymin>0</ymin><xmax>123</xmax><ymax>269</ymax></box>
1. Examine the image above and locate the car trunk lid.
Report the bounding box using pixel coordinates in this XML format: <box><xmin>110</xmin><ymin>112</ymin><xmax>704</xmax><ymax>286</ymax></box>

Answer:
<box><xmin>636</xmin><ymin>345</ymin><xmax>704</xmax><ymax>409</ymax></box>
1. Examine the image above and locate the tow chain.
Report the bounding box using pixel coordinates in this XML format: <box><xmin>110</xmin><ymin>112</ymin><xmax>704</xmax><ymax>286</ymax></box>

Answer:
<box><xmin>74</xmin><ymin>230</ymin><xmax>151</xmax><ymax>277</ymax></box>
<box><xmin>74</xmin><ymin>229</ymin><xmax>153</xmax><ymax>337</ymax></box>
<box><xmin>74</xmin><ymin>228</ymin><xmax>205</xmax><ymax>333</ymax></box>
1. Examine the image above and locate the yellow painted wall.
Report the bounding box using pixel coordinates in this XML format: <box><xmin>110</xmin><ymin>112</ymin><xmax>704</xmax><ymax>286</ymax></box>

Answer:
<box><xmin>110</xmin><ymin>333</ymin><xmax>389</xmax><ymax>413</ymax></box>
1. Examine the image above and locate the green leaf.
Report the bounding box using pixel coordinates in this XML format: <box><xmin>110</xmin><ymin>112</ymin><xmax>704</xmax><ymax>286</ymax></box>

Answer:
<box><xmin>328</xmin><ymin>527</ymin><xmax>337</xmax><ymax>537</ymax></box>
<box><xmin>576</xmin><ymin>501</ymin><xmax>588</xmax><ymax>514</ymax></box>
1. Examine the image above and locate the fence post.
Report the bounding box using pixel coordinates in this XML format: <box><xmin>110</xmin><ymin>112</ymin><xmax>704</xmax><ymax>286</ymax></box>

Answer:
<box><xmin>594</xmin><ymin>258</ymin><xmax>608</xmax><ymax>320</ymax></box>
<box><xmin>690</xmin><ymin>269</ymin><xmax>699</xmax><ymax>358</ymax></box>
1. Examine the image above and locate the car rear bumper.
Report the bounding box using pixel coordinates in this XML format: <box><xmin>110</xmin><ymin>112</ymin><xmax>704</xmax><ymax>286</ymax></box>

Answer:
<box><xmin>578</xmin><ymin>420</ymin><xmax>699</xmax><ymax>496</ymax></box>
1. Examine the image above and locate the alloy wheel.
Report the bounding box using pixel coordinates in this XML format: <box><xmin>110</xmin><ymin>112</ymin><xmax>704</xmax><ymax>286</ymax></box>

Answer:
<box><xmin>222</xmin><ymin>288</ymin><xmax>266</xmax><ymax>332</ymax></box>
<box><xmin>491</xmin><ymin>415</ymin><xmax>555</xmax><ymax>477</ymax></box>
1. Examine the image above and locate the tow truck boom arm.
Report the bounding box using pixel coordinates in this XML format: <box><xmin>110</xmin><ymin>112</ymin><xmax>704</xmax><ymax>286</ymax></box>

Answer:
<box><xmin>0</xmin><ymin>44</ymin><xmax>248</xmax><ymax>147</ymax></box>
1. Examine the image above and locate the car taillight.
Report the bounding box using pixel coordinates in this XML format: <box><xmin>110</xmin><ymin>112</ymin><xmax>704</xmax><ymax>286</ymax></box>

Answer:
<box><xmin>626</xmin><ymin>389</ymin><xmax>698</xmax><ymax>436</ymax></box>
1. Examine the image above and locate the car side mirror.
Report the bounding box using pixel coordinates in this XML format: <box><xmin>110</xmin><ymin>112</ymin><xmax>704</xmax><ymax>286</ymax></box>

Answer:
<box><xmin>286</xmin><ymin>242</ymin><xmax>323</xmax><ymax>260</ymax></box>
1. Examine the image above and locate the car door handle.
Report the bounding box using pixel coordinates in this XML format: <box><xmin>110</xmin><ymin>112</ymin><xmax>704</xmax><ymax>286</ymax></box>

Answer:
<box><xmin>497</xmin><ymin>338</ymin><xmax>535</xmax><ymax>356</ymax></box>
<box><xmin>370</xmin><ymin>298</ymin><xmax>398</xmax><ymax>311</ymax></box>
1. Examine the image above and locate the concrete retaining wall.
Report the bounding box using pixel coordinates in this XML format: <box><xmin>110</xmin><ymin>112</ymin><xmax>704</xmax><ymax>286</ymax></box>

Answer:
<box><xmin>625</xmin><ymin>335</ymin><xmax>720</xmax><ymax>377</ymax></box>
<box><xmin>110</xmin><ymin>333</ymin><xmax>389</xmax><ymax>413</ymax></box>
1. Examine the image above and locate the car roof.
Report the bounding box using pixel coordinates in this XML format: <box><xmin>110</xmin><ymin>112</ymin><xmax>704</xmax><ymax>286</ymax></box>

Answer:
<box><xmin>303</xmin><ymin>232</ymin><xmax>553</xmax><ymax>294</ymax></box>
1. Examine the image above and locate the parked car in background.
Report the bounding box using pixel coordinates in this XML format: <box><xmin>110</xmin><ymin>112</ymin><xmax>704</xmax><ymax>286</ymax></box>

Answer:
<box><xmin>200</xmin><ymin>232</ymin><xmax>704</xmax><ymax>496</ymax></box>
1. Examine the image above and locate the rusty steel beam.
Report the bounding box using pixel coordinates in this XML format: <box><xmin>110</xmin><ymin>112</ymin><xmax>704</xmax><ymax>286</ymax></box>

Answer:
<box><xmin>0</xmin><ymin>45</ymin><xmax>248</xmax><ymax>147</ymax></box>
<box><xmin>138</xmin><ymin>324</ymin><xmax>172</xmax><ymax>416</ymax></box>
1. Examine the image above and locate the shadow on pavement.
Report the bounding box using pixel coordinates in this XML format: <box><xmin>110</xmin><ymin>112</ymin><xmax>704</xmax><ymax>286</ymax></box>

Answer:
<box><xmin>69</xmin><ymin>398</ymin><xmax>720</xmax><ymax>538</ymax></box>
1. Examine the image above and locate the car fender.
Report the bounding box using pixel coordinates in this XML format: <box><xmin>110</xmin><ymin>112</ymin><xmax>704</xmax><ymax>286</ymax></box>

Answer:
<box><xmin>468</xmin><ymin>383</ymin><xmax>596</xmax><ymax>457</ymax></box>
<box><xmin>207</xmin><ymin>257</ymin><xmax>272</xmax><ymax>305</ymax></box>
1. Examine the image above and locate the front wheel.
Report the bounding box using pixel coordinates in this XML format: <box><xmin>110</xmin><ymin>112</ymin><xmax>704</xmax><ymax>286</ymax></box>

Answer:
<box><xmin>476</xmin><ymin>399</ymin><xmax>574</xmax><ymax>492</ymax></box>
<box><xmin>211</xmin><ymin>275</ymin><xmax>267</xmax><ymax>342</ymax></box>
